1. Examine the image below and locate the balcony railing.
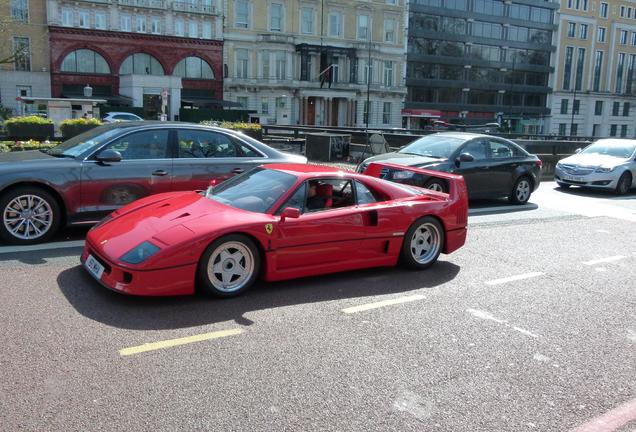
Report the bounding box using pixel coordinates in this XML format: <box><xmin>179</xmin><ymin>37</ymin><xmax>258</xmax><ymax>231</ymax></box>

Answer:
<box><xmin>117</xmin><ymin>0</ymin><xmax>165</xmax><ymax>9</ymax></box>
<box><xmin>172</xmin><ymin>1</ymin><xmax>216</xmax><ymax>15</ymax></box>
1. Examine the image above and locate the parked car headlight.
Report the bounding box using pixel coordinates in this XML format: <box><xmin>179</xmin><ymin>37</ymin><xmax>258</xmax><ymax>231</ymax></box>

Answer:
<box><xmin>594</xmin><ymin>166</ymin><xmax>615</xmax><ymax>173</ymax></box>
<box><xmin>120</xmin><ymin>241</ymin><xmax>161</xmax><ymax>264</ymax></box>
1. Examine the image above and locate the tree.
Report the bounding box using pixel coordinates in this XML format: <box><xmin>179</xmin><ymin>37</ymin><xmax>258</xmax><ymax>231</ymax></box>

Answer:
<box><xmin>0</xmin><ymin>17</ymin><xmax>28</xmax><ymax>67</ymax></box>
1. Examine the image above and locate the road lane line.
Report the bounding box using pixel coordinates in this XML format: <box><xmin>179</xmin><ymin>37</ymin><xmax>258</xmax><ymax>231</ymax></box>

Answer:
<box><xmin>570</xmin><ymin>398</ymin><xmax>636</xmax><ymax>432</ymax></box>
<box><xmin>342</xmin><ymin>294</ymin><xmax>425</xmax><ymax>314</ymax></box>
<box><xmin>0</xmin><ymin>240</ymin><xmax>85</xmax><ymax>254</ymax></box>
<box><xmin>485</xmin><ymin>272</ymin><xmax>545</xmax><ymax>286</ymax></box>
<box><xmin>582</xmin><ymin>255</ymin><xmax>627</xmax><ymax>266</ymax></box>
<box><xmin>512</xmin><ymin>326</ymin><xmax>539</xmax><ymax>338</ymax></box>
<box><xmin>467</xmin><ymin>309</ymin><xmax>541</xmax><ymax>339</ymax></box>
<box><xmin>119</xmin><ymin>328</ymin><xmax>243</xmax><ymax>356</ymax></box>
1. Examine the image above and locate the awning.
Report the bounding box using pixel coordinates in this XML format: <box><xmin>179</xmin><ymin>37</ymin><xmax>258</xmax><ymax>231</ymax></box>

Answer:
<box><xmin>61</xmin><ymin>93</ymin><xmax>133</xmax><ymax>106</ymax></box>
<box><xmin>181</xmin><ymin>98</ymin><xmax>243</xmax><ymax>108</ymax></box>
<box><xmin>401</xmin><ymin>108</ymin><xmax>442</xmax><ymax>118</ymax></box>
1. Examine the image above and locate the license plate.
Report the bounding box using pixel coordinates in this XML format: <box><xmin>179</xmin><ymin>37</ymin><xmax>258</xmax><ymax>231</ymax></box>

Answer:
<box><xmin>563</xmin><ymin>174</ymin><xmax>584</xmax><ymax>182</ymax></box>
<box><xmin>85</xmin><ymin>254</ymin><xmax>105</xmax><ymax>280</ymax></box>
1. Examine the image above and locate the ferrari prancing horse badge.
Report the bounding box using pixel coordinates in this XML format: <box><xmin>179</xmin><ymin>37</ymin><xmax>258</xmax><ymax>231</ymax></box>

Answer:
<box><xmin>265</xmin><ymin>224</ymin><xmax>273</xmax><ymax>235</ymax></box>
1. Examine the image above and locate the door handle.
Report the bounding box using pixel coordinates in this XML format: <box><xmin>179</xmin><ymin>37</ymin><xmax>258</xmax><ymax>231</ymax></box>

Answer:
<box><xmin>152</xmin><ymin>169</ymin><xmax>169</xmax><ymax>176</ymax></box>
<box><xmin>231</xmin><ymin>168</ymin><xmax>245</xmax><ymax>174</ymax></box>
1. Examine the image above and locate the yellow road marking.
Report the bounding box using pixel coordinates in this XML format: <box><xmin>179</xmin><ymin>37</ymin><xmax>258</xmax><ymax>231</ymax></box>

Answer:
<box><xmin>341</xmin><ymin>294</ymin><xmax>426</xmax><ymax>314</ymax></box>
<box><xmin>119</xmin><ymin>328</ymin><xmax>244</xmax><ymax>356</ymax></box>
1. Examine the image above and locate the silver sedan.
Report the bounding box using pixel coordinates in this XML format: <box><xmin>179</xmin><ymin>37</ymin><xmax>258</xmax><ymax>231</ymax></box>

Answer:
<box><xmin>555</xmin><ymin>139</ymin><xmax>636</xmax><ymax>194</ymax></box>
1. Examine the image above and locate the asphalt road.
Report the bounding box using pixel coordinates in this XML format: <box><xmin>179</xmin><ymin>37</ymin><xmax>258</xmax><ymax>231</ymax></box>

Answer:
<box><xmin>0</xmin><ymin>182</ymin><xmax>634</xmax><ymax>431</ymax></box>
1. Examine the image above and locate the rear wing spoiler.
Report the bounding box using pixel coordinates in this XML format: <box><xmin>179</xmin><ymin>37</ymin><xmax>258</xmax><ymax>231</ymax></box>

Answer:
<box><xmin>362</xmin><ymin>162</ymin><xmax>468</xmax><ymax>204</ymax></box>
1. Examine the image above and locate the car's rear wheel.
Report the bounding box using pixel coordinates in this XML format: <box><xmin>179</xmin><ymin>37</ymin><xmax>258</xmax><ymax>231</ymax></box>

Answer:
<box><xmin>615</xmin><ymin>172</ymin><xmax>632</xmax><ymax>195</ymax></box>
<box><xmin>556</xmin><ymin>182</ymin><xmax>570</xmax><ymax>189</ymax></box>
<box><xmin>0</xmin><ymin>186</ymin><xmax>61</xmax><ymax>245</ymax></box>
<box><xmin>400</xmin><ymin>216</ymin><xmax>444</xmax><ymax>270</ymax></box>
<box><xmin>424</xmin><ymin>179</ymin><xmax>448</xmax><ymax>193</ymax></box>
<box><xmin>509</xmin><ymin>176</ymin><xmax>532</xmax><ymax>204</ymax></box>
<box><xmin>198</xmin><ymin>234</ymin><xmax>260</xmax><ymax>298</ymax></box>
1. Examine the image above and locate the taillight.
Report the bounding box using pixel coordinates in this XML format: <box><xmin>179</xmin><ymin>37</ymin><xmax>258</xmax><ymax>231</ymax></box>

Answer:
<box><xmin>535</xmin><ymin>159</ymin><xmax>543</xmax><ymax>169</ymax></box>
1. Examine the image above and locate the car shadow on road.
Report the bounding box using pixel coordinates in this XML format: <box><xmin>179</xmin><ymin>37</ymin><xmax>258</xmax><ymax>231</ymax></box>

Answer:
<box><xmin>57</xmin><ymin>261</ymin><xmax>460</xmax><ymax>330</ymax></box>
<box><xmin>468</xmin><ymin>198</ymin><xmax>539</xmax><ymax>215</ymax></box>
<box><xmin>552</xmin><ymin>185</ymin><xmax>636</xmax><ymax>200</ymax></box>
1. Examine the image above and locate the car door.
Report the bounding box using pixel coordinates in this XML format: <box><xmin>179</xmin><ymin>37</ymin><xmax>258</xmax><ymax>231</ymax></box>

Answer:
<box><xmin>485</xmin><ymin>138</ymin><xmax>521</xmax><ymax>196</ymax></box>
<box><xmin>274</xmin><ymin>178</ymin><xmax>367</xmax><ymax>271</ymax></box>
<box><xmin>453</xmin><ymin>139</ymin><xmax>491</xmax><ymax>197</ymax></box>
<box><xmin>171</xmin><ymin>128</ymin><xmax>266</xmax><ymax>191</ymax></box>
<box><xmin>80</xmin><ymin>128</ymin><xmax>173</xmax><ymax>216</ymax></box>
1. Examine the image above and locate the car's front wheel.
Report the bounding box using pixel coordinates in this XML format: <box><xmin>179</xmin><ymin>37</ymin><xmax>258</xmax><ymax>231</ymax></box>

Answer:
<box><xmin>400</xmin><ymin>216</ymin><xmax>444</xmax><ymax>270</ymax></box>
<box><xmin>0</xmin><ymin>186</ymin><xmax>61</xmax><ymax>245</ymax></box>
<box><xmin>198</xmin><ymin>234</ymin><xmax>260</xmax><ymax>297</ymax></box>
<box><xmin>509</xmin><ymin>176</ymin><xmax>532</xmax><ymax>204</ymax></box>
<box><xmin>615</xmin><ymin>172</ymin><xmax>632</xmax><ymax>195</ymax></box>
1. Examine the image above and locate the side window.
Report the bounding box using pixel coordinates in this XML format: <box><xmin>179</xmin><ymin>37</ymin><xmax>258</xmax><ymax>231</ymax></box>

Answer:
<box><xmin>355</xmin><ymin>180</ymin><xmax>379</xmax><ymax>204</ymax></box>
<box><xmin>277</xmin><ymin>183</ymin><xmax>306</xmax><ymax>214</ymax></box>
<box><xmin>488</xmin><ymin>140</ymin><xmax>515</xmax><ymax>159</ymax></box>
<box><xmin>105</xmin><ymin>130</ymin><xmax>169</xmax><ymax>160</ymax></box>
<box><xmin>238</xmin><ymin>143</ymin><xmax>262</xmax><ymax>157</ymax></box>
<box><xmin>306</xmin><ymin>179</ymin><xmax>354</xmax><ymax>212</ymax></box>
<box><xmin>177</xmin><ymin>130</ymin><xmax>239</xmax><ymax>158</ymax></box>
<box><xmin>461</xmin><ymin>140</ymin><xmax>488</xmax><ymax>160</ymax></box>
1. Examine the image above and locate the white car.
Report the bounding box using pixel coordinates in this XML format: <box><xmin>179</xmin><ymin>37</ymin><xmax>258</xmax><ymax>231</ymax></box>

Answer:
<box><xmin>101</xmin><ymin>112</ymin><xmax>143</xmax><ymax>123</ymax></box>
<box><xmin>555</xmin><ymin>139</ymin><xmax>636</xmax><ymax>195</ymax></box>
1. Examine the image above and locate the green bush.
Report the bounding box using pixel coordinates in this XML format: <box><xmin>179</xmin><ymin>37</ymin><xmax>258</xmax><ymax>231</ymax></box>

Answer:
<box><xmin>60</xmin><ymin>118</ymin><xmax>102</xmax><ymax>139</ymax></box>
<box><xmin>201</xmin><ymin>121</ymin><xmax>263</xmax><ymax>140</ymax></box>
<box><xmin>9</xmin><ymin>139</ymin><xmax>58</xmax><ymax>152</ymax></box>
<box><xmin>4</xmin><ymin>116</ymin><xmax>54</xmax><ymax>140</ymax></box>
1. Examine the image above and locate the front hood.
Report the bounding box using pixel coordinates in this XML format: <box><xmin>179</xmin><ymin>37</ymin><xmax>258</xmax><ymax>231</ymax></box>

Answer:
<box><xmin>363</xmin><ymin>152</ymin><xmax>447</xmax><ymax>168</ymax></box>
<box><xmin>0</xmin><ymin>150</ymin><xmax>70</xmax><ymax>169</ymax></box>
<box><xmin>89</xmin><ymin>192</ymin><xmax>269</xmax><ymax>259</ymax></box>
<box><xmin>558</xmin><ymin>153</ymin><xmax>628</xmax><ymax>168</ymax></box>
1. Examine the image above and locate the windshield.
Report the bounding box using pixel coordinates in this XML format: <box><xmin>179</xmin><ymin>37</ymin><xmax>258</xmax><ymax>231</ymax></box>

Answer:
<box><xmin>581</xmin><ymin>140</ymin><xmax>636</xmax><ymax>159</ymax></box>
<box><xmin>205</xmin><ymin>168</ymin><xmax>298</xmax><ymax>213</ymax></box>
<box><xmin>47</xmin><ymin>126</ymin><xmax>122</xmax><ymax>158</ymax></box>
<box><xmin>398</xmin><ymin>135</ymin><xmax>466</xmax><ymax>158</ymax></box>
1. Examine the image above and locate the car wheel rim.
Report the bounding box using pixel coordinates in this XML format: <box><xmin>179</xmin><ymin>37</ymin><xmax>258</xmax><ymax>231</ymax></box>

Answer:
<box><xmin>207</xmin><ymin>241</ymin><xmax>255</xmax><ymax>293</ymax></box>
<box><xmin>409</xmin><ymin>222</ymin><xmax>441</xmax><ymax>264</ymax></box>
<box><xmin>619</xmin><ymin>176</ymin><xmax>630</xmax><ymax>193</ymax></box>
<box><xmin>428</xmin><ymin>183</ymin><xmax>444</xmax><ymax>192</ymax></box>
<box><xmin>516</xmin><ymin>180</ymin><xmax>530</xmax><ymax>202</ymax></box>
<box><xmin>3</xmin><ymin>194</ymin><xmax>53</xmax><ymax>240</ymax></box>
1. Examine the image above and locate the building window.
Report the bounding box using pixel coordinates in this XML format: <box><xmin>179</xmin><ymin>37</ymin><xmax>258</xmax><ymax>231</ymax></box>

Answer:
<box><xmin>363</xmin><ymin>100</ymin><xmax>370</xmax><ymax>125</ymax></box>
<box><xmin>563</xmin><ymin>46</ymin><xmax>573</xmax><ymax>90</ymax></box>
<box><xmin>236</xmin><ymin>49</ymin><xmax>249</xmax><ymax>79</ymax></box>
<box><xmin>357</xmin><ymin>15</ymin><xmax>369</xmax><ymax>40</ymax></box>
<box><xmin>600</xmin><ymin>2</ymin><xmax>608</xmax><ymax>18</ymax></box>
<box><xmin>95</xmin><ymin>12</ymin><xmax>107</xmax><ymax>30</ymax></box>
<box><xmin>623</xmin><ymin>102</ymin><xmax>630</xmax><ymax>116</ymax></box>
<box><xmin>627</xmin><ymin>54</ymin><xmax>636</xmax><ymax>94</ymax></box>
<box><xmin>384</xmin><ymin>19</ymin><xmax>395</xmax><ymax>43</ymax></box>
<box><xmin>173</xmin><ymin>56</ymin><xmax>214</xmax><ymax>79</ymax></box>
<box><xmin>202</xmin><ymin>22</ymin><xmax>212</xmax><ymax>39</ymax></box>
<box><xmin>632</xmin><ymin>33</ymin><xmax>636</xmax><ymax>46</ymax></box>
<box><xmin>236</xmin><ymin>0</ymin><xmax>249</xmax><ymax>28</ymax></box>
<box><xmin>570</xmin><ymin>123</ymin><xmax>578</xmax><ymax>136</ymax></box>
<box><xmin>621</xmin><ymin>6</ymin><xmax>626</xmax><ymax>17</ymax></box>
<box><xmin>151</xmin><ymin>17</ymin><xmax>161</xmax><ymax>34</ymax></box>
<box><xmin>12</xmin><ymin>37</ymin><xmax>30</xmax><ymax>72</ymax></box>
<box><xmin>301</xmin><ymin>8</ymin><xmax>314</xmax><ymax>34</ymax></box>
<box><xmin>120</xmin><ymin>14</ymin><xmax>132</xmax><ymax>32</ymax></box>
<box><xmin>328</xmin><ymin>12</ymin><xmax>342</xmax><ymax>37</ymax></box>
<box><xmin>593</xmin><ymin>50</ymin><xmax>603</xmax><ymax>92</ymax></box>
<box><xmin>616</xmin><ymin>53</ymin><xmax>626</xmax><ymax>93</ymax></box>
<box><xmin>567</xmin><ymin>22</ymin><xmax>576</xmax><ymax>38</ymax></box>
<box><xmin>275</xmin><ymin>51</ymin><xmax>286</xmax><ymax>80</ymax></box>
<box><xmin>612</xmin><ymin>101</ymin><xmax>620</xmax><ymax>116</ymax></box>
<box><xmin>575</xmin><ymin>48</ymin><xmax>585</xmax><ymax>90</ymax></box>
<box><xmin>620</xmin><ymin>30</ymin><xmax>628</xmax><ymax>45</ymax></box>
<box><xmin>579</xmin><ymin>24</ymin><xmax>588</xmax><ymax>39</ymax></box>
<box><xmin>237</xmin><ymin>96</ymin><xmax>248</xmax><ymax>109</ymax></box>
<box><xmin>383</xmin><ymin>61</ymin><xmax>393</xmax><ymax>86</ymax></box>
<box><xmin>597</xmin><ymin>27</ymin><xmax>606</xmax><ymax>43</ymax></box>
<box><xmin>261</xmin><ymin>51</ymin><xmax>269</xmax><ymax>78</ymax></box>
<box><xmin>594</xmin><ymin>100</ymin><xmax>603</xmax><ymax>115</ymax></box>
<box><xmin>174</xmin><ymin>19</ymin><xmax>184</xmax><ymax>36</ymax></box>
<box><xmin>559</xmin><ymin>123</ymin><xmax>567</xmax><ymax>135</ymax></box>
<box><xmin>11</xmin><ymin>0</ymin><xmax>28</xmax><ymax>22</ymax></box>
<box><xmin>61</xmin><ymin>49</ymin><xmax>110</xmax><ymax>74</ymax></box>
<box><xmin>136</xmin><ymin>16</ymin><xmax>146</xmax><ymax>33</ymax></box>
<box><xmin>79</xmin><ymin>10</ymin><xmax>90</xmax><ymax>28</ymax></box>
<box><xmin>474</xmin><ymin>0</ymin><xmax>504</xmax><ymax>15</ymax></box>
<box><xmin>119</xmin><ymin>53</ymin><xmax>164</xmax><ymax>75</ymax></box>
<box><xmin>364</xmin><ymin>60</ymin><xmax>373</xmax><ymax>84</ymax></box>
<box><xmin>62</xmin><ymin>8</ymin><xmax>73</xmax><ymax>27</ymax></box>
<box><xmin>560</xmin><ymin>98</ymin><xmax>568</xmax><ymax>114</ymax></box>
<box><xmin>188</xmin><ymin>21</ymin><xmax>198</xmax><ymax>38</ymax></box>
<box><xmin>592</xmin><ymin>124</ymin><xmax>600</xmax><ymax>136</ymax></box>
<box><xmin>383</xmin><ymin>102</ymin><xmax>391</xmax><ymax>124</ymax></box>
<box><xmin>270</xmin><ymin>3</ymin><xmax>283</xmax><ymax>32</ymax></box>
<box><xmin>261</xmin><ymin>98</ymin><xmax>269</xmax><ymax>114</ymax></box>
<box><xmin>573</xmin><ymin>99</ymin><xmax>580</xmax><ymax>114</ymax></box>
<box><xmin>621</xmin><ymin>125</ymin><xmax>628</xmax><ymax>137</ymax></box>
<box><xmin>610</xmin><ymin>124</ymin><xmax>617</xmax><ymax>136</ymax></box>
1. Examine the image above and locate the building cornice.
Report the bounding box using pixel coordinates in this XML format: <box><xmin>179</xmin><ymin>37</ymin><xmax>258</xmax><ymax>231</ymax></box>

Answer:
<box><xmin>48</xmin><ymin>26</ymin><xmax>223</xmax><ymax>46</ymax></box>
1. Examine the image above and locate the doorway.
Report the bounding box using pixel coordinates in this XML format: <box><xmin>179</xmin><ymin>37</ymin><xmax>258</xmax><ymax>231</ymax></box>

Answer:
<box><xmin>143</xmin><ymin>94</ymin><xmax>162</xmax><ymax>120</ymax></box>
<box><xmin>307</xmin><ymin>97</ymin><xmax>316</xmax><ymax>125</ymax></box>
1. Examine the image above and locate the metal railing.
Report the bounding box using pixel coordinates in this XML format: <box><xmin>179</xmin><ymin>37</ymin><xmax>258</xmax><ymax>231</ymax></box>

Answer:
<box><xmin>117</xmin><ymin>0</ymin><xmax>165</xmax><ymax>9</ymax></box>
<box><xmin>172</xmin><ymin>1</ymin><xmax>216</xmax><ymax>14</ymax></box>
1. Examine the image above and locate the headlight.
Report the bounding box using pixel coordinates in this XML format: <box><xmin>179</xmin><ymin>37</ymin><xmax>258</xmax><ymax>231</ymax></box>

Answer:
<box><xmin>594</xmin><ymin>166</ymin><xmax>615</xmax><ymax>173</ymax></box>
<box><xmin>555</xmin><ymin>162</ymin><xmax>562</xmax><ymax>169</ymax></box>
<box><xmin>119</xmin><ymin>241</ymin><xmax>161</xmax><ymax>264</ymax></box>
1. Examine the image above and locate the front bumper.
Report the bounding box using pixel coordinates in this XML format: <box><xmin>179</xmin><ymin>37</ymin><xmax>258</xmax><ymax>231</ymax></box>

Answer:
<box><xmin>80</xmin><ymin>242</ymin><xmax>198</xmax><ymax>296</ymax></box>
<box><xmin>554</xmin><ymin>166</ymin><xmax>620</xmax><ymax>189</ymax></box>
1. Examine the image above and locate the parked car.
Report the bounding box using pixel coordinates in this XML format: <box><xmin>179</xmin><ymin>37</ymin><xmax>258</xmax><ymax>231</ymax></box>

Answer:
<box><xmin>81</xmin><ymin>162</ymin><xmax>468</xmax><ymax>297</ymax></box>
<box><xmin>554</xmin><ymin>138</ymin><xmax>636</xmax><ymax>195</ymax></box>
<box><xmin>102</xmin><ymin>112</ymin><xmax>143</xmax><ymax>123</ymax></box>
<box><xmin>0</xmin><ymin>122</ymin><xmax>306</xmax><ymax>245</ymax></box>
<box><xmin>358</xmin><ymin>132</ymin><xmax>541</xmax><ymax>204</ymax></box>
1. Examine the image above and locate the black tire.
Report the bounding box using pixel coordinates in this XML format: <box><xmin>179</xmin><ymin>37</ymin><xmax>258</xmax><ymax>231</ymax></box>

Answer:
<box><xmin>509</xmin><ymin>176</ymin><xmax>532</xmax><ymax>204</ymax></box>
<box><xmin>400</xmin><ymin>216</ymin><xmax>444</xmax><ymax>270</ymax></box>
<box><xmin>0</xmin><ymin>186</ymin><xmax>61</xmax><ymax>245</ymax></box>
<box><xmin>197</xmin><ymin>234</ymin><xmax>261</xmax><ymax>298</ymax></box>
<box><xmin>423</xmin><ymin>178</ymin><xmax>448</xmax><ymax>193</ymax></box>
<box><xmin>556</xmin><ymin>182</ymin><xmax>570</xmax><ymax>189</ymax></box>
<box><xmin>615</xmin><ymin>172</ymin><xmax>632</xmax><ymax>195</ymax></box>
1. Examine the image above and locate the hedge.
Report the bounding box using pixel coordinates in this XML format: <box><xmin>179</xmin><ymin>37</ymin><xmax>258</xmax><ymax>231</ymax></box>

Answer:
<box><xmin>201</xmin><ymin>121</ymin><xmax>263</xmax><ymax>140</ymax></box>
<box><xmin>4</xmin><ymin>116</ymin><xmax>54</xmax><ymax>140</ymax></box>
<box><xmin>0</xmin><ymin>140</ymin><xmax>58</xmax><ymax>153</ymax></box>
<box><xmin>60</xmin><ymin>118</ymin><xmax>102</xmax><ymax>139</ymax></box>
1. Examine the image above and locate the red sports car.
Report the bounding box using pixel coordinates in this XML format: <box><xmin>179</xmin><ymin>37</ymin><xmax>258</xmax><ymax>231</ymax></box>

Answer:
<box><xmin>81</xmin><ymin>162</ymin><xmax>468</xmax><ymax>297</ymax></box>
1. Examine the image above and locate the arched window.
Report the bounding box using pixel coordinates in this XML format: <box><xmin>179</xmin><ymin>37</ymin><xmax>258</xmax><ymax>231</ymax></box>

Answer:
<box><xmin>119</xmin><ymin>53</ymin><xmax>164</xmax><ymax>75</ymax></box>
<box><xmin>173</xmin><ymin>56</ymin><xmax>215</xmax><ymax>79</ymax></box>
<box><xmin>60</xmin><ymin>49</ymin><xmax>110</xmax><ymax>74</ymax></box>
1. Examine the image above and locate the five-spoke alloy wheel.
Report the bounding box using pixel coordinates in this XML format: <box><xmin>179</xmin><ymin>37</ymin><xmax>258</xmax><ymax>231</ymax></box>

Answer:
<box><xmin>509</xmin><ymin>176</ymin><xmax>532</xmax><ymax>204</ymax></box>
<box><xmin>401</xmin><ymin>216</ymin><xmax>444</xmax><ymax>270</ymax></box>
<box><xmin>0</xmin><ymin>187</ymin><xmax>61</xmax><ymax>245</ymax></box>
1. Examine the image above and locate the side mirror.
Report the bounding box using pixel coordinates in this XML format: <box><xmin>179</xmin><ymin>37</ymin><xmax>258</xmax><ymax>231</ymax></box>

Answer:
<box><xmin>280</xmin><ymin>207</ymin><xmax>301</xmax><ymax>221</ymax></box>
<box><xmin>95</xmin><ymin>149</ymin><xmax>122</xmax><ymax>163</ymax></box>
<box><xmin>575</xmin><ymin>148</ymin><xmax>582</xmax><ymax>154</ymax></box>
<box><xmin>455</xmin><ymin>152</ymin><xmax>474</xmax><ymax>167</ymax></box>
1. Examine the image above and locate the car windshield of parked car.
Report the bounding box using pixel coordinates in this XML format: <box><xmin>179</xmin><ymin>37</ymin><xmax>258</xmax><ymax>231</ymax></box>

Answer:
<box><xmin>398</xmin><ymin>135</ymin><xmax>466</xmax><ymax>158</ymax></box>
<box><xmin>205</xmin><ymin>168</ymin><xmax>298</xmax><ymax>213</ymax></box>
<box><xmin>581</xmin><ymin>141</ymin><xmax>636</xmax><ymax>159</ymax></box>
<box><xmin>47</xmin><ymin>127</ymin><xmax>123</xmax><ymax>158</ymax></box>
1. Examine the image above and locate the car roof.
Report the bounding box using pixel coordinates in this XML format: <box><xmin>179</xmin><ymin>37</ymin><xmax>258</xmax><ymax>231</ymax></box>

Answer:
<box><xmin>105</xmin><ymin>112</ymin><xmax>139</xmax><ymax>116</ymax></box>
<box><xmin>86</xmin><ymin>121</ymin><xmax>252</xmax><ymax>135</ymax></box>
<box><xmin>428</xmin><ymin>132</ymin><xmax>495</xmax><ymax>140</ymax></box>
